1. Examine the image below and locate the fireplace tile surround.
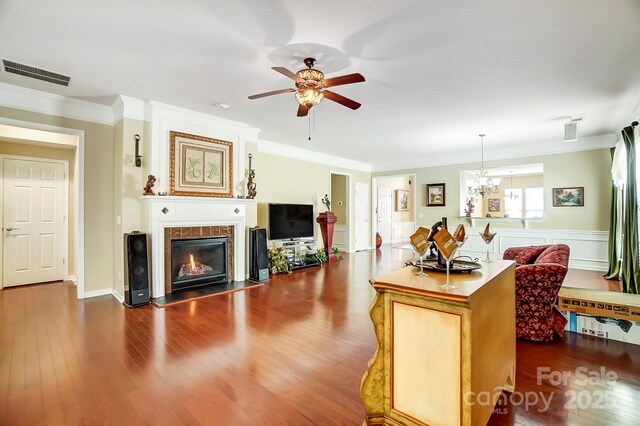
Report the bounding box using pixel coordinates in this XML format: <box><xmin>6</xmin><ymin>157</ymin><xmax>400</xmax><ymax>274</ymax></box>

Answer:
<box><xmin>164</xmin><ymin>225</ymin><xmax>235</xmax><ymax>294</ymax></box>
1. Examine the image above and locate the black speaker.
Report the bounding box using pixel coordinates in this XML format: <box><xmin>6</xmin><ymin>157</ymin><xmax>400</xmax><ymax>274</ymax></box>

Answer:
<box><xmin>124</xmin><ymin>232</ymin><xmax>151</xmax><ymax>307</ymax></box>
<box><xmin>249</xmin><ymin>227</ymin><xmax>269</xmax><ymax>282</ymax></box>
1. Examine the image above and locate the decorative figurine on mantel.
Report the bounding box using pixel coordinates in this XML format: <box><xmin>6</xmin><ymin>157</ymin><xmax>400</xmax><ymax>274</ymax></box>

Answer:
<box><xmin>321</xmin><ymin>194</ymin><xmax>331</xmax><ymax>212</ymax></box>
<box><xmin>246</xmin><ymin>153</ymin><xmax>257</xmax><ymax>199</ymax></box>
<box><xmin>464</xmin><ymin>198</ymin><xmax>475</xmax><ymax>217</ymax></box>
<box><xmin>143</xmin><ymin>175</ymin><xmax>156</xmax><ymax>196</ymax></box>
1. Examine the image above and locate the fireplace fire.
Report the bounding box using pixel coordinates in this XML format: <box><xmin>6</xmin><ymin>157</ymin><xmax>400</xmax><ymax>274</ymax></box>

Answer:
<box><xmin>170</xmin><ymin>237</ymin><xmax>228</xmax><ymax>292</ymax></box>
<box><xmin>179</xmin><ymin>254</ymin><xmax>213</xmax><ymax>277</ymax></box>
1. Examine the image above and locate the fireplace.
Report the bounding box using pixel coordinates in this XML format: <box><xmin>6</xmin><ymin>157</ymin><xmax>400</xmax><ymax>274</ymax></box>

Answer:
<box><xmin>163</xmin><ymin>225</ymin><xmax>236</xmax><ymax>295</ymax></box>
<box><xmin>170</xmin><ymin>237</ymin><xmax>229</xmax><ymax>292</ymax></box>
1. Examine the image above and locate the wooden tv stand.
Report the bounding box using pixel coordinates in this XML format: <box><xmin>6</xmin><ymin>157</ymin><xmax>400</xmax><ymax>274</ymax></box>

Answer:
<box><xmin>361</xmin><ymin>260</ymin><xmax>516</xmax><ymax>425</ymax></box>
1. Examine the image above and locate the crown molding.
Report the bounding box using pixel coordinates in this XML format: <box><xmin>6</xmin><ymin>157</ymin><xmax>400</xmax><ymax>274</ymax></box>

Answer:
<box><xmin>372</xmin><ymin>133</ymin><xmax>618</xmax><ymax>172</ymax></box>
<box><xmin>0</xmin><ymin>82</ymin><xmax>115</xmax><ymax>125</ymax></box>
<box><xmin>148</xmin><ymin>100</ymin><xmax>261</xmax><ymax>140</ymax></box>
<box><xmin>112</xmin><ymin>95</ymin><xmax>150</xmax><ymax>123</ymax></box>
<box><xmin>257</xmin><ymin>139</ymin><xmax>372</xmax><ymax>173</ymax></box>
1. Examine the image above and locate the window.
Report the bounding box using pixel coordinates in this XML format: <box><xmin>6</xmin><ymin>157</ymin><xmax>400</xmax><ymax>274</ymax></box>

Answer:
<box><xmin>525</xmin><ymin>188</ymin><xmax>544</xmax><ymax>218</ymax></box>
<box><xmin>504</xmin><ymin>189</ymin><xmax>522</xmax><ymax>218</ymax></box>
<box><xmin>503</xmin><ymin>187</ymin><xmax>543</xmax><ymax>218</ymax></box>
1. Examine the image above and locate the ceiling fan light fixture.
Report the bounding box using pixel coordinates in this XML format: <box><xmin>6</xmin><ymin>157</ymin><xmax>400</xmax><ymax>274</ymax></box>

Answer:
<box><xmin>296</xmin><ymin>68</ymin><xmax>324</xmax><ymax>82</ymax></box>
<box><xmin>295</xmin><ymin>88</ymin><xmax>324</xmax><ymax>107</ymax></box>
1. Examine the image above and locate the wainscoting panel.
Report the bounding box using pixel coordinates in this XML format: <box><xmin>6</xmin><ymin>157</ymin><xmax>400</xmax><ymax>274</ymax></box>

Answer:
<box><xmin>392</xmin><ymin>222</ymin><xmax>415</xmax><ymax>244</ymax></box>
<box><xmin>459</xmin><ymin>228</ymin><xmax>608</xmax><ymax>271</ymax></box>
<box><xmin>333</xmin><ymin>225</ymin><xmax>347</xmax><ymax>252</ymax></box>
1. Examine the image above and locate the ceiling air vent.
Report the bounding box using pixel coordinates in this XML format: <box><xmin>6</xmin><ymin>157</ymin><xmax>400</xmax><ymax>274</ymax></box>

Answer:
<box><xmin>2</xmin><ymin>59</ymin><xmax>71</xmax><ymax>86</ymax></box>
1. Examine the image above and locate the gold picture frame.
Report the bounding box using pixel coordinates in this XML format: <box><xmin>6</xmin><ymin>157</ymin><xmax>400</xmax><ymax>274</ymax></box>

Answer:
<box><xmin>169</xmin><ymin>131</ymin><xmax>233</xmax><ymax>198</ymax></box>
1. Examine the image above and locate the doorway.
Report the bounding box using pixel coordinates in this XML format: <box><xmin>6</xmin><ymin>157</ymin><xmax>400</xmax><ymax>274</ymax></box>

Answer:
<box><xmin>2</xmin><ymin>156</ymin><xmax>68</xmax><ymax>286</ymax></box>
<box><xmin>377</xmin><ymin>187</ymin><xmax>393</xmax><ymax>246</ymax></box>
<box><xmin>330</xmin><ymin>172</ymin><xmax>350</xmax><ymax>252</ymax></box>
<box><xmin>354</xmin><ymin>182</ymin><xmax>370</xmax><ymax>251</ymax></box>
<box><xmin>0</xmin><ymin>120</ymin><xmax>82</xmax><ymax>296</ymax></box>
<box><xmin>372</xmin><ymin>174</ymin><xmax>417</xmax><ymax>246</ymax></box>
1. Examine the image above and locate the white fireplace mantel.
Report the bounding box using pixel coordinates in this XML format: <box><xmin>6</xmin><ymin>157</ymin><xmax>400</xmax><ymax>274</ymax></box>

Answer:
<box><xmin>142</xmin><ymin>196</ymin><xmax>251</xmax><ymax>298</ymax></box>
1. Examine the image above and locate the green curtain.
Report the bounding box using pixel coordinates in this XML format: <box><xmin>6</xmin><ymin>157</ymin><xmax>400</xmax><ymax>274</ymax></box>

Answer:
<box><xmin>620</xmin><ymin>126</ymin><xmax>640</xmax><ymax>294</ymax></box>
<box><xmin>604</xmin><ymin>147</ymin><xmax>621</xmax><ymax>279</ymax></box>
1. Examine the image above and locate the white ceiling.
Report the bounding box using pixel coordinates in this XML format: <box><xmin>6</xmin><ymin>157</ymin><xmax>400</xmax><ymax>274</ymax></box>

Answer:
<box><xmin>1</xmin><ymin>0</ymin><xmax>639</xmax><ymax>171</ymax></box>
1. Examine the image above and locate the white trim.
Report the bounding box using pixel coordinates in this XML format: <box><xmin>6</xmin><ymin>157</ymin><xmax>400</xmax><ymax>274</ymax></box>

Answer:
<box><xmin>112</xmin><ymin>95</ymin><xmax>150</xmax><ymax>123</ymax></box>
<box><xmin>0</xmin><ymin>82</ymin><xmax>115</xmax><ymax>125</ymax></box>
<box><xmin>83</xmin><ymin>288</ymin><xmax>113</xmax><ymax>299</ymax></box>
<box><xmin>372</xmin><ymin>134</ymin><xmax>617</xmax><ymax>172</ymax></box>
<box><xmin>66</xmin><ymin>275</ymin><xmax>77</xmax><ymax>284</ymax></box>
<box><xmin>111</xmin><ymin>288</ymin><xmax>124</xmax><ymax>304</ymax></box>
<box><xmin>0</xmin><ymin>155</ymin><xmax>69</xmax><ymax>286</ymax></box>
<box><xmin>258</xmin><ymin>139</ymin><xmax>372</xmax><ymax>172</ymax></box>
<box><xmin>0</xmin><ymin>117</ymin><xmax>85</xmax><ymax>299</ymax></box>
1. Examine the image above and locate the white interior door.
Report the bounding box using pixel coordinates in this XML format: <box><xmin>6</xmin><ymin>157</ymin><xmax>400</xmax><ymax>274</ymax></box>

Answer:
<box><xmin>355</xmin><ymin>183</ymin><xmax>369</xmax><ymax>251</ymax></box>
<box><xmin>3</xmin><ymin>158</ymin><xmax>66</xmax><ymax>287</ymax></box>
<box><xmin>377</xmin><ymin>187</ymin><xmax>393</xmax><ymax>245</ymax></box>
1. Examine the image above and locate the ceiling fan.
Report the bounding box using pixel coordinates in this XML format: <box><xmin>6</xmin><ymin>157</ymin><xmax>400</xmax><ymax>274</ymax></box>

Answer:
<box><xmin>248</xmin><ymin>57</ymin><xmax>365</xmax><ymax>117</ymax></box>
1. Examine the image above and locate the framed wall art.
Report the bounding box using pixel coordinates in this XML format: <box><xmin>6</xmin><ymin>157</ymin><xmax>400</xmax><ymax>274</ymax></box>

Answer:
<box><xmin>552</xmin><ymin>187</ymin><xmax>584</xmax><ymax>207</ymax></box>
<box><xmin>396</xmin><ymin>189</ymin><xmax>409</xmax><ymax>211</ymax></box>
<box><xmin>426</xmin><ymin>183</ymin><xmax>445</xmax><ymax>206</ymax></box>
<box><xmin>169</xmin><ymin>131</ymin><xmax>233</xmax><ymax>198</ymax></box>
<box><xmin>488</xmin><ymin>198</ymin><xmax>501</xmax><ymax>212</ymax></box>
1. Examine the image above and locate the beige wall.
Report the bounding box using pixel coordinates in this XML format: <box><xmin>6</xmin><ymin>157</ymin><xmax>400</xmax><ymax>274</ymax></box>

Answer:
<box><xmin>0</xmin><ymin>106</ymin><xmax>115</xmax><ymax>293</ymax></box>
<box><xmin>0</xmin><ymin>141</ymin><xmax>77</xmax><ymax>276</ymax></box>
<box><xmin>248</xmin><ymin>142</ymin><xmax>371</xmax><ymax>250</ymax></box>
<box><xmin>375</xmin><ymin>149</ymin><xmax>611</xmax><ymax>231</ymax></box>
<box><xmin>331</xmin><ymin>174</ymin><xmax>347</xmax><ymax>225</ymax></box>
<box><xmin>113</xmin><ymin>118</ymin><xmax>148</xmax><ymax>297</ymax></box>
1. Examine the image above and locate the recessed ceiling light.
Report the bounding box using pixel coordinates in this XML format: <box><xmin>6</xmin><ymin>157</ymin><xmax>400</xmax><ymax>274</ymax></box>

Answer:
<box><xmin>214</xmin><ymin>103</ymin><xmax>231</xmax><ymax>109</ymax></box>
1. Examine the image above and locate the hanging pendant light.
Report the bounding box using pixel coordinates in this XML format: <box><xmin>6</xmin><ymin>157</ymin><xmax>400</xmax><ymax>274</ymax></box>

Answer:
<box><xmin>505</xmin><ymin>171</ymin><xmax>519</xmax><ymax>200</ymax></box>
<box><xmin>468</xmin><ymin>134</ymin><xmax>500</xmax><ymax>197</ymax></box>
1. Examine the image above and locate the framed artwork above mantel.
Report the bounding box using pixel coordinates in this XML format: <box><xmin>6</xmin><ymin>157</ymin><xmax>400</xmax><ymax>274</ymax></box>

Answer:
<box><xmin>169</xmin><ymin>131</ymin><xmax>233</xmax><ymax>198</ymax></box>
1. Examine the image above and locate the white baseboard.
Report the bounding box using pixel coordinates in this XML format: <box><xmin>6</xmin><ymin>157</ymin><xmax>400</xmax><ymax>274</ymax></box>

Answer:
<box><xmin>82</xmin><ymin>288</ymin><xmax>113</xmax><ymax>299</ymax></box>
<box><xmin>66</xmin><ymin>275</ymin><xmax>78</xmax><ymax>284</ymax></box>
<box><xmin>111</xmin><ymin>289</ymin><xmax>124</xmax><ymax>304</ymax></box>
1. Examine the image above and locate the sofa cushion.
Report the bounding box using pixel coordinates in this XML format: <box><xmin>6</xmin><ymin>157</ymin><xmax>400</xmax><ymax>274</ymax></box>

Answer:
<box><xmin>513</xmin><ymin>245</ymin><xmax>548</xmax><ymax>265</ymax></box>
<box><xmin>535</xmin><ymin>244</ymin><xmax>570</xmax><ymax>267</ymax></box>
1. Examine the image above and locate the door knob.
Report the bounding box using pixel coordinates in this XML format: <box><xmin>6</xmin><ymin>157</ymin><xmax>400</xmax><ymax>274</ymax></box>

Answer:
<box><xmin>6</xmin><ymin>227</ymin><xmax>16</xmax><ymax>231</ymax></box>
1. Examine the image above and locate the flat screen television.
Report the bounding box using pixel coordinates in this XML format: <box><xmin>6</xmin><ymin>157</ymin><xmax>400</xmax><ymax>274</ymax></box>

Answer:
<box><xmin>268</xmin><ymin>203</ymin><xmax>314</xmax><ymax>240</ymax></box>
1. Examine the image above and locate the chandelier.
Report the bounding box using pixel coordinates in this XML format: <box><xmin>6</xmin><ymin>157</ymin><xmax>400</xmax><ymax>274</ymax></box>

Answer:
<box><xmin>467</xmin><ymin>134</ymin><xmax>500</xmax><ymax>197</ymax></box>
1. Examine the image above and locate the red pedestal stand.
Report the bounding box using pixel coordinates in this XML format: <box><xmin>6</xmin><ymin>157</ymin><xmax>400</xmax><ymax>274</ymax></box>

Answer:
<box><xmin>316</xmin><ymin>211</ymin><xmax>337</xmax><ymax>260</ymax></box>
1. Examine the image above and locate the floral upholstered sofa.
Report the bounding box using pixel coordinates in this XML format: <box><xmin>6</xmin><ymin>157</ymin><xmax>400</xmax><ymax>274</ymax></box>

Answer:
<box><xmin>502</xmin><ymin>244</ymin><xmax>570</xmax><ymax>342</ymax></box>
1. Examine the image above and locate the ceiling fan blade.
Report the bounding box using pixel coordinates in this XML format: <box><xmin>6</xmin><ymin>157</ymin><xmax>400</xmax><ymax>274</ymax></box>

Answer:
<box><xmin>248</xmin><ymin>88</ymin><xmax>295</xmax><ymax>100</ymax></box>
<box><xmin>323</xmin><ymin>91</ymin><xmax>361</xmax><ymax>110</ymax></box>
<box><xmin>297</xmin><ymin>104</ymin><xmax>309</xmax><ymax>117</ymax></box>
<box><xmin>272</xmin><ymin>67</ymin><xmax>305</xmax><ymax>83</ymax></box>
<box><xmin>322</xmin><ymin>73</ymin><xmax>365</xmax><ymax>88</ymax></box>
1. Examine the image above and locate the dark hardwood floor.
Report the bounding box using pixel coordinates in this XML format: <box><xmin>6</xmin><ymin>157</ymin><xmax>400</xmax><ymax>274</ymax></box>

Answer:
<box><xmin>1</xmin><ymin>246</ymin><xmax>639</xmax><ymax>425</ymax></box>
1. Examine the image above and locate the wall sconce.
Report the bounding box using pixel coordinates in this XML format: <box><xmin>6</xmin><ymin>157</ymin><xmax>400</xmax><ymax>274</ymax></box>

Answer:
<box><xmin>246</xmin><ymin>153</ymin><xmax>257</xmax><ymax>199</ymax></box>
<box><xmin>134</xmin><ymin>134</ymin><xmax>142</xmax><ymax>167</ymax></box>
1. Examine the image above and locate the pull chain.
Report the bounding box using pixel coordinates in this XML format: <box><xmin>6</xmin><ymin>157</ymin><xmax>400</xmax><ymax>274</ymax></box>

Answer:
<box><xmin>308</xmin><ymin>113</ymin><xmax>311</xmax><ymax>141</ymax></box>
